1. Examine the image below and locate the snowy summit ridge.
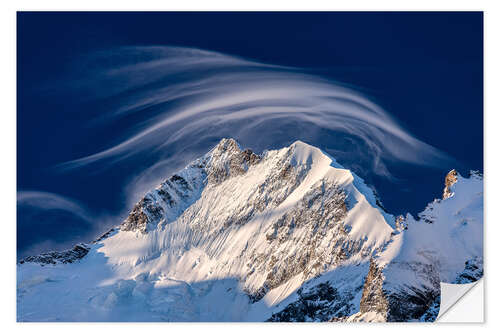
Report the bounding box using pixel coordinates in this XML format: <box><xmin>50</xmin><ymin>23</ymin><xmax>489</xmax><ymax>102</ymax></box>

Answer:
<box><xmin>17</xmin><ymin>139</ymin><xmax>483</xmax><ymax>322</ymax></box>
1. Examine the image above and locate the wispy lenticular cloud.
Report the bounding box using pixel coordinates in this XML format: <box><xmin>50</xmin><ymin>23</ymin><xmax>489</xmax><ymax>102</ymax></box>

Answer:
<box><xmin>54</xmin><ymin>46</ymin><xmax>453</xmax><ymax>193</ymax></box>
<box><xmin>17</xmin><ymin>191</ymin><xmax>119</xmax><ymax>257</ymax></box>
<box><xmin>17</xmin><ymin>191</ymin><xmax>92</xmax><ymax>223</ymax></box>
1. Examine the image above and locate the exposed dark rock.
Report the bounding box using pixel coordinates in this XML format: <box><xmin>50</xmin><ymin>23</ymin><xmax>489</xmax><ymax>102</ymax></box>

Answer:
<box><xmin>242</xmin><ymin>179</ymin><xmax>371</xmax><ymax>302</ymax></box>
<box><xmin>121</xmin><ymin>197</ymin><xmax>160</xmax><ymax>233</ymax></box>
<box><xmin>267</xmin><ymin>282</ymin><xmax>354</xmax><ymax>322</ymax></box>
<box><xmin>19</xmin><ymin>243</ymin><xmax>90</xmax><ymax>266</ymax></box>
<box><xmin>355</xmin><ymin>257</ymin><xmax>441</xmax><ymax>322</ymax></box>
<box><xmin>384</xmin><ymin>261</ymin><xmax>441</xmax><ymax>322</ymax></box>
<box><xmin>219</xmin><ymin>148</ymin><xmax>307</xmax><ymax>230</ymax></box>
<box><xmin>170</xmin><ymin>174</ymin><xmax>190</xmax><ymax>190</ymax></box>
<box><xmin>247</xmin><ymin>285</ymin><xmax>269</xmax><ymax>303</ymax></box>
<box><xmin>409</xmin><ymin>256</ymin><xmax>484</xmax><ymax>322</ymax></box>
<box><xmin>121</xmin><ymin>158</ymin><xmax>207</xmax><ymax>233</ymax></box>
<box><xmin>419</xmin><ymin>295</ymin><xmax>440</xmax><ymax>322</ymax></box>
<box><xmin>157</xmin><ymin>188</ymin><xmax>174</xmax><ymax>206</ymax></box>
<box><xmin>93</xmin><ymin>228</ymin><xmax>117</xmax><ymax>243</ymax></box>
<box><xmin>242</xmin><ymin>148</ymin><xmax>261</xmax><ymax>165</ymax></box>
<box><xmin>386</xmin><ymin>283</ymin><xmax>440</xmax><ymax>322</ymax></box>
<box><xmin>443</xmin><ymin>169</ymin><xmax>458</xmax><ymax>199</ymax></box>
<box><xmin>455</xmin><ymin>256</ymin><xmax>483</xmax><ymax>283</ymax></box>
<box><xmin>359</xmin><ymin>259</ymin><xmax>388</xmax><ymax>316</ymax></box>
<box><xmin>206</xmin><ymin>138</ymin><xmax>261</xmax><ymax>185</ymax></box>
<box><xmin>252</xmin><ymin>180</ymin><xmax>351</xmax><ymax>293</ymax></box>
<box><xmin>394</xmin><ymin>215</ymin><xmax>408</xmax><ymax>232</ymax></box>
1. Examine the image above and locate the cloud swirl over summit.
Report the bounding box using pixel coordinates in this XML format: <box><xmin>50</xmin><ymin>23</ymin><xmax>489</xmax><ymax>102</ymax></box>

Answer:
<box><xmin>54</xmin><ymin>46</ymin><xmax>453</xmax><ymax>194</ymax></box>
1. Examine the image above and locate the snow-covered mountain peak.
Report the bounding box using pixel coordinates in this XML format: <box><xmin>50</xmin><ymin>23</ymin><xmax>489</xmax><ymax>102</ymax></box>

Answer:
<box><xmin>118</xmin><ymin>138</ymin><xmax>395</xmax><ymax>250</ymax></box>
<box><xmin>207</xmin><ymin>138</ymin><xmax>330</xmax><ymax>171</ymax></box>
<box><xmin>212</xmin><ymin>137</ymin><xmax>242</xmax><ymax>152</ymax></box>
<box><xmin>17</xmin><ymin>140</ymin><xmax>483</xmax><ymax>322</ymax></box>
<box><xmin>287</xmin><ymin>140</ymin><xmax>329</xmax><ymax>166</ymax></box>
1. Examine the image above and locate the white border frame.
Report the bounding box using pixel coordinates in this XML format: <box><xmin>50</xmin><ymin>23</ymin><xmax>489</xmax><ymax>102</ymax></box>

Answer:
<box><xmin>2</xmin><ymin>1</ymin><xmax>497</xmax><ymax>331</ymax></box>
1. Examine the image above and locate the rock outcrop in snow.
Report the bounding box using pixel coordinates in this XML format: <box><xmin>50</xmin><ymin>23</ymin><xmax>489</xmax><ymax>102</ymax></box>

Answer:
<box><xmin>19</xmin><ymin>243</ymin><xmax>90</xmax><ymax>266</ymax></box>
<box><xmin>443</xmin><ymin>169</ymin><xmax>458</xmax><ymax>199</ymax></box>
<box><xmin>17</xmin><ymin>139</ymin><xmax>483</xmax><ymax>322</ymax></box>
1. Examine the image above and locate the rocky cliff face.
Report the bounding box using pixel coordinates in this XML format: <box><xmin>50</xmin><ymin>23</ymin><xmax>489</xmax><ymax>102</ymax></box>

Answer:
<box><xmin>443</xmin><ymin>169</ymin><xmax>458</xmax><ymax>199</ymax></box>
<box><xmin>17</xmin><ymin>139</ymin><xmax>483</xmax><ymax>322</ymax></box>
<box><xmin>359</xmin><ymin>259</ymin><xmax>388</xmax><ymax>317</ymax></box>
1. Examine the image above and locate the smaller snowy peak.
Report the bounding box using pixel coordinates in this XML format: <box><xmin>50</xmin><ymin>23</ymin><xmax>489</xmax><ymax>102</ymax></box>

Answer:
<box><xmin>392</xmin><ymin>168</ymin><xmax>483</xmax><ymax>271</ymax></box>
<box><xmin>419</xmin><ymin>168</ymin><xmax>483</xmax><ymax>225</ymax></box>
<box><xmin>366</xmin><ymin>167</ymin><xmax>484</xmax><ymax>321</ymax></box>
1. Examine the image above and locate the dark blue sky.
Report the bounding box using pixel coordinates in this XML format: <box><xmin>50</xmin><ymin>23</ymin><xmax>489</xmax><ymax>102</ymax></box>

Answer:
<box><xmin>17</xmin><ymin>12</ymin><xmax>483</xmax><ymax>257</ymax></box>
